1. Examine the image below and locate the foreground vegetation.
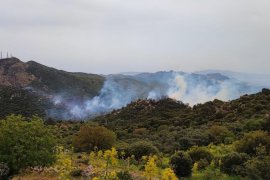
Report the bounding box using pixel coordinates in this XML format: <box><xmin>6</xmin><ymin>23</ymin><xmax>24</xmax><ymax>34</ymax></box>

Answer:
<box><xmin>1</xmin><ymin>89</ymin><xmax>270</xmax><ymax>179</ymax></box>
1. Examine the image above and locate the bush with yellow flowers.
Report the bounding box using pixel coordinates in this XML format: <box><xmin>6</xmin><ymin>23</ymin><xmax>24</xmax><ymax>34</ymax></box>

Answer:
<box><xmin>54</xmin><ymin>146</ymin><xmax>74</xmax><ymax>180</ymax></box>
<box><xmin>162</xmin><ymin>168</ymin><xmax>178</xmax><ymax>180</ymax></box>
<box><xmin>144</xmin><ymin>156</ymin><xmax>159</xmax><ymax>180</ymax></box>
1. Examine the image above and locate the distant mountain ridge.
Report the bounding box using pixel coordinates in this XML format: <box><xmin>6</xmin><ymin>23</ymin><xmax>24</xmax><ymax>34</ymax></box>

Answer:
<box><xmin>0</xmin><ymin>57</ymin><xmax>268</xmax><ymax>119</ymax></box>
<box><xmin>196</xmin><ymin>69</ymin><xmax>270</xmax><ymax>87</ymax></box>
<box><xmin>0</xmin><ymin>57</ymin><xmax>105</xmax><ymax>99</ymax></box>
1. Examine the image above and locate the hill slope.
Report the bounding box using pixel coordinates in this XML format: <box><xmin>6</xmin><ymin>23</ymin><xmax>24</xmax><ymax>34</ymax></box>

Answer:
<box><xmin>0</xmin><ymin>57</ymin><xmax>267</xmax><ymax>120</ymax></box>
<box><xmin>94</xmin><ymin>89</ymin><xmax>270</xmax><ymax>153</ymax></box>
<box><xmin>26</xmin><ymin>61</ymin><xmax>104</xmax><ymax>99</ymax></box>
<box><xmin>0</xmin><ymin>57</ymin><xmax>105</xmax><ymax>99</ymax></box>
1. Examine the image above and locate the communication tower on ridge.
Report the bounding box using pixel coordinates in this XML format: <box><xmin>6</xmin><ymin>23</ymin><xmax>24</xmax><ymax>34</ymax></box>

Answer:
<box><xmin>0</xmin><ymin>51</ymin><xmax>13</xmax><ymax>60</ymax></box>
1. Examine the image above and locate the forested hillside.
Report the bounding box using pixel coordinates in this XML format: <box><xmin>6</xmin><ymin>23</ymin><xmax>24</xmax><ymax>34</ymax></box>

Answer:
<box><xmin>0</xmin><ymin>57</ymin><xmax>105</xmax><ymax>99</ymax></box>
<box><xmin>94</xmin><ymin>89</ymin><xmax>270</xmax><ymax>153</ymax></box>
<box><xmin>26</xmin><ymin>61</ymin><xmax>104</xmax><ymax>99</ymax></box>
<box><xmin>1</xmin><ymin>89</ymin><xmax>270</xmax><ymax>179</ymax></box>
<box><xmin>0</xmin><ymin>87</ymin><xmax>47</xmax><ymax>119</ymax></box>
<box><xmin>0</xmin><ymin>57</ymin><xmax>267</xmax><ymax>120</ymax></box>
<box><xmin>1</xmin><ymin>58</ymin><xmax>270</xmax><ymax>179</ymax></box>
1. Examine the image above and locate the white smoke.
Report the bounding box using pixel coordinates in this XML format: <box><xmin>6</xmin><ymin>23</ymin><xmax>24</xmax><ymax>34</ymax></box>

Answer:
<box><xmin>49</xmin><ymin>71</ymin><xmax>262</xmax><ymax>119</ymax></box>
<box><xmin>166</xmin><ymin>74</ymin><xmax>249</xmax><ymax>106</ymax></box>
<box><xmin>167</xmin><ymin>75</ymin><xmax>187</xmax><ymax>100</ymax></box>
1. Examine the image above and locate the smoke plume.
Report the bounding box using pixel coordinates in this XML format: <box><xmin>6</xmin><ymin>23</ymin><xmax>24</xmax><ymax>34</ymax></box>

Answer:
<box><xmin>49</xmin><ymin>71</ymin><xmax>262</xmax><ymax>119</ymax></box>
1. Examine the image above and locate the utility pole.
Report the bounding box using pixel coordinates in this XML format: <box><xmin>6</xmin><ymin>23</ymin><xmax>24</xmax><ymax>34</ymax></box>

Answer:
<box><xmin>0</xmin><ymin>51</ymin><xmax>2</xmax><ymax>59</ymax></box>
<box><xmin>6</xmin><ymin>52</ymin><xmax>8</xmax><ymax>58</ymax></box>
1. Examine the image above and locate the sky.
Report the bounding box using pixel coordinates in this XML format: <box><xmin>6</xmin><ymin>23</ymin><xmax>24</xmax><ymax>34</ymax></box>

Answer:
<box><xmin>0</xmin><ymin>0</ymin><xmax>270</xmax><ymax>74</ymax></box>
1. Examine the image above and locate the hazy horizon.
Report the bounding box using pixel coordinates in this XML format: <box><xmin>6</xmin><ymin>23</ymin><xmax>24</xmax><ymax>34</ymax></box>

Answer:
<box><xmin>1</xmin><ymin>0</ymin><xmax>270</xmax><ymax>74</ymax></box>
<box><xmin>3</xmin><ymin>56</ymin><xmax>270</xmax><ymax>77</ymax></box>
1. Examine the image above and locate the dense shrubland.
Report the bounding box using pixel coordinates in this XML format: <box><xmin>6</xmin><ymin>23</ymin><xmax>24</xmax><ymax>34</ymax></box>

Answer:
<box><xmin>0</xmin><ymin>89</ymin><xmax>270</xmax><ymax>179</ymax></box>
<box><xmin>0</xmin><ymin>87</ymin><xmax>47</xmax><ymax>119</ymax></box>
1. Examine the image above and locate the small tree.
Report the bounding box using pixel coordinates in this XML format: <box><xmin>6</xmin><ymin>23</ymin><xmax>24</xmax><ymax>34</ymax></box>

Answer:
<box><xmin>73</xmin><ymin>123</ymin><xmax>116</xmax><ymax>152</ymax></box>
<box><xmin>170</xmin><ymin>151</ymin><xmax>192</xmax><ymax>178</ymax></box>
<box><xmin>0</xmin><ymin>115</ymin><xmax>56</xmax><ymax>174</ymax></box>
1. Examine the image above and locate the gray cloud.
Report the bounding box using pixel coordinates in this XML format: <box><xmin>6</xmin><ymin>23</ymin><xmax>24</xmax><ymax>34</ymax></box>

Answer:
<box><xmin>0</xmin><ymin>0</ymin><xmax>270</xmax><ymax>74</ymax></box>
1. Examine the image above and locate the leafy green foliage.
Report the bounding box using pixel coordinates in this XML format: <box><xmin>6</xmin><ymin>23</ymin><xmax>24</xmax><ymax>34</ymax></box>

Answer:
<box><xmin>188</xmin><ymin>146</ymin><xmax>213</xmax><ymax>164</ymax></box>
<box><xmin>197</xmin><ymin>158</ymin><xmax>210</xmax><ymax>171</ymax></box>
<box><xmin>245</xmin><ymin>156</ymin><xmax>270</xmax><ymax>180</ymax></box>
<box><xmin>73</xmin><ymin>123</ymin><xmax>116</xmax><ymax>152</ymax></box>
<box><xmin>207</xmin><ymin>125</ymin><xmax>233</xmax><ymax>144</ymax></box>
<box><xmin>220</xmin><ymin>152</ymin><xmax>248</xmax><ymax>176</ymax></box>
<box><xmin>170</xmin><ymin>151</ymin><xmax>192</xmax><ymax>178</ymax></box>
<box><xmin>128</xmin><ymin>141</ymin><xmax>159</xmax><ymax>160</ymax></box>
<box><xmin>0</xmin><ymin>115</ymin><xmax>56</xmax><ymax>174</ymax></box>
<box><xmin>244</xmin><ymin>118</ymin><xmax>265</xmax><ymax>131</ymax></box>
<box><xmin>235</xmin><ymin>130</ymin><xmax>270</xmax><ymax>155</ymax></box>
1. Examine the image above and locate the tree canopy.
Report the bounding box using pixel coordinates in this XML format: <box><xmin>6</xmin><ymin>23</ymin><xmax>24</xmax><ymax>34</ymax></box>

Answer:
<box><xmin>73</xmin><ymin>123</ymin><xmax>116</xmax><ymax>152</ymax></box>
<box><xmin>0</xmin><ymin>115</ymin><xmax>56</xmax><ymax>174</ymax></box>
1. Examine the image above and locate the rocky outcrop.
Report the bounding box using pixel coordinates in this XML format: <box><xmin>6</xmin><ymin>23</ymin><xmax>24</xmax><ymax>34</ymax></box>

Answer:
<box><xmin>0</xmin><ymin>58</ymin><xmax>36</xmax><ymax>88</ymax></box>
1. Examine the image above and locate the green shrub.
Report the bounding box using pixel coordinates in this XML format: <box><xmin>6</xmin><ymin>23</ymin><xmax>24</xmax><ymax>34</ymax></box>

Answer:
<box><xmin>207</xmin><ymin>125</ymin><xmax>232</xmax><ymax>144</ymax></box>
<box><xmin>170</xmin><ymin>151</ymin><xmax>192</xmax><ymax>178</ymax></box>
<box><xmin>197</xmin><ymin>158</ymin><xmax>210</xmax><ymax>171</ymax></box>
<box><xmin>244</xmin><ymin>119</ymin><xmax>264</xmax><ymax>131</ymax></box>
<box><xmin>203</xmin><ymin>166</ymin><xmax>228</xmax><ymax>180</ymax></box>
<box><xmin>245</xmin><ymin>156</ymin><xmax>270</xmax><ymax>180</ymax></box>
<box><xmin>73</xmin><ymin>123</ymin><xmax>116</xmax><ymax>152</ymax></box>
<box><xmin>117</xmin><ymin>171</ymin><xmax>133</xmax><ymax>180</ymax></box>
<box><xmin>128</xmin><ymin>141</ymin><xmax>158</xmax><ymax>160</ymax></box>
<box><xmin>235</xmin><ymin>130</ymin><xmax>270</xmax><ymax>156</ymax></box>
<box><xmin>220</xmin><ymin>152</ymin><xmax>248</xmax><ymax>176</ymax></box>
<box><xmin>115</xmin><ymin>141</ymin><xmax>130</xmax><ymax>158</ymax></box>
<box><xmin>0</xmin><ymin>115</ymin><xmax>56</xmax><ymax>174</ymax></box>
<box><xmin>188</xmin><ymin>146</ymin><xmax>213</xmax><ymax>164</ymax></box>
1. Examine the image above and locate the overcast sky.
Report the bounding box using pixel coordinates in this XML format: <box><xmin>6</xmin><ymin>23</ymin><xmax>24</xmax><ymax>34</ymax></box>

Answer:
<box><xmin>0</xmin><ymin>0</ymin><xmax>270</xmax><ymax>74</ymax></box>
